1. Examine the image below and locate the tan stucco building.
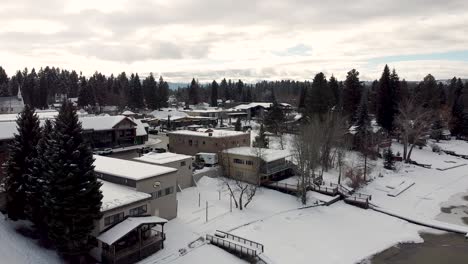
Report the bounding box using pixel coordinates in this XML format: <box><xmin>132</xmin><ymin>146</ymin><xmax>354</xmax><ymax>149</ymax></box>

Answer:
<box><xmin>168</xmin><ymin>129</ymin><xmax>251</xmax><ymax>156</ymax></box>
<box><xmin>134</xmin><ymin>152</ymin><xmax>194</xmax><ymax>189</ymax></box>
<box><xmin>91</xmin><ymin>155</ymin><xmax>179</xmax><ymax>263</ymax></box>
<box><xmin>221</xmin><ymin>147</ymin><xmax>294</xmax><ymax>184</ymax></box>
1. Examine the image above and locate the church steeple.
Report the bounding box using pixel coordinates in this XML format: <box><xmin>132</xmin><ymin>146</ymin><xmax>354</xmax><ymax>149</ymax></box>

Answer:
<box><xmin>17</xmin><ymin>85</ymin><xmax>22</xmax><ymax>101</ymax></box>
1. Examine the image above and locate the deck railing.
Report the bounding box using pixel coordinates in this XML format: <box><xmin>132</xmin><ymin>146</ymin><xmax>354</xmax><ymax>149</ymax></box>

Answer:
<box><xmin>206</xmin><ymin>234</ymin><xmax>258</xmax><ymax>258</ymax></box>
<box><xmin>215</xmin><ymin>230</ymin><xmax>264</xmax><ymax>253</ymax></box>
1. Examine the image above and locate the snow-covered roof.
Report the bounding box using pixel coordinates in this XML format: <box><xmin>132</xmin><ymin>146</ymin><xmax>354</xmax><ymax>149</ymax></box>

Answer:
<box><xmin>134</xmin><ymin>152</ymin><xmax>192</xmax><ymax>165</ymax></box>
<box><xmin>94</xmin><ymin>155</ymin><xmax>177</xmax><ymax>181</ymax></box>
<box><xmin>0</xmin><ymin>109</ymin><xmax>58</xmax><ymax>122</ymax></box>
<box><xmin>0</xmin><ymin>121</ymin><xmax>17</xmax><ymax>141</ymax></box>
<box><xmin>100</xmin><ymin>180</ymin><xmax>151</xmax><ymax>212</ymax></box>
<box><xmin>80</xmin><ymin>115</ymin><xmax>135</xmax><ymax>131</ymax></box>
<box><xmin>150</xmin><ymin>108</ymin><xmax>189</xmax><ymax>121</ymax></box>
<box><xmin>169</xmin><ymin>129</ymin><xmax>249</xmax><ymax>138</ymax></box>
<box><xmin>0</xmin><ymin>115</ymin><xmax>142</xmax><ymax>141</ymax></box>
<box><xmin>223</xmin><ymin>147</ymin><xmax>291</xmax><ymax>162</ymax></box>
<box><xmin>130</xmin><ymin>118</ymin><xmax>148</xmax><ymax>136</ymax></box>
<box><xmin>121</xmin><ymin>110</ymin><xmax>136</xmax><ymax>115</ymax></box>
<box><xmin>97</xmin><ymin>216</ymin><xmax>168</xmax><ymax>245</ymax></box>
<box><xmin>232</xmin><ymin>102</ymin><xmax>273</xmax><ymax>111</ymax></box>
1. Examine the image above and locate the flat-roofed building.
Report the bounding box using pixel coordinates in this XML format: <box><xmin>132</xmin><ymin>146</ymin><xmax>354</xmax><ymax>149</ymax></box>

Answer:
<box><xmin>93</xmin><ymin>155</ymin><xmax>178</xmax><ymax>220</ymax></box>
<box><xmin>134</xmin><ymin>152</ymin><xmax>194</xmax><ymax>189</ymax></box>
<box><xmin>168</xmin><ymin>129</ymin><xmax>250</xmax><ymax>156</ymax></box>
<box><xmin>221</xmin><ymin>147</ymin><xmax>293</xmax><ymax>184</ymax></box>
<box><xmin>91</xmin><ymin>180</ymin><xmax>167</xmax><ymax>264</ymax></box>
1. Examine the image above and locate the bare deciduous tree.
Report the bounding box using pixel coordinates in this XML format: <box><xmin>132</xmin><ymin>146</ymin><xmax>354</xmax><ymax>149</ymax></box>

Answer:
<box><xmin>395</xmin><ymin>99</ymin><xmax>433</xmax><ymax>162</ymax></box>
<box><xmin>218</xmin><ymin>145</ymin><xmax>263</xmax><ymax>210</ymax></box>
<box><xmin>293</xmin><ymin>119</ymin><xmax>324</xmax><ymax>205</ymax></box>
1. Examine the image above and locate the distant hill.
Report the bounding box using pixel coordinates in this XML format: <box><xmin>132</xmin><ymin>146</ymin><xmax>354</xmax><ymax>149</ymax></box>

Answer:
<box><xmin>168</xmin><ymin>82</ymin><xmax>189</xmax><ymax>90</ymax></box>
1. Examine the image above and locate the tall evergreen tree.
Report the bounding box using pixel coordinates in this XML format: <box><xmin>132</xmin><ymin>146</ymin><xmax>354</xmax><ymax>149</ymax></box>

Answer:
<box><xmin>377</xmin><ymin>65</ymin><xmax>400</xmax><ymax>132</ymax></box>
<box><xmin>128</xmin><ymin>73</ymin><xmax>144</xmax><ymax>109</ymax></box>
<box><xmin>342</xmin><ymin>69</ymin><xmax>363</xmax><ymax>123</ymax></box>
<box><xmin>253</xmin><ymin>124</ymin><xmax>269</xmax><ymax>148</ymax></box>
<box><xmin>78</xmin><ymin>75</ymin><xmax>96</xmax><ymax>107</ymax></box>
<box><xmin>306</xmin><ymin>72</ymin><xmax>333</xmax><ymax>118</ymax></box>
<box><xmin>158</xmin><ymin>76</ymin><xmax>169</xmax><ymax>108</ymax></box>
<box><xmin>45</xmin><ymin>102</ymin><xmax>102</xmax><ymax>259</ymax></box>
<box><xmin>188</xmin><ymin>78</ymin><xmax>199</xmax><ymax>105</ymax></box>
<box><xmin>210</xmin><ymin>80</ymin><xmax>219</xmax><ymax>107</ymax></box>
<box><xmin>143</xmin><ymin>73</ymin><xmax>158</xmax><ymax>109</ymax></box>
<box><xmin>26</xmin><ymin>119</ymin><xmax>53</xmax><ymax>230</ymax></box>
<box><xmin>4</xmin><ymin>105</ymin><xmax>41</xmax><ymax>220</ymax></box>
<box><xmin>329</xmin><ymin>75</ymin><xmax>340</xmax><ymax>108</ymax></box>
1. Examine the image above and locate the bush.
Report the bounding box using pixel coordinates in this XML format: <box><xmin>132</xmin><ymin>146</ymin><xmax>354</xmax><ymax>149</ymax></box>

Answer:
<box><xmin>383</xmin><ymin>148</ymin><xmax>395</xmax><ymax>170</ymax></box>
<box><xmin>345</xmin><ymin>167</ymin><xmax>366</xmax><ymax>189</ymax></box>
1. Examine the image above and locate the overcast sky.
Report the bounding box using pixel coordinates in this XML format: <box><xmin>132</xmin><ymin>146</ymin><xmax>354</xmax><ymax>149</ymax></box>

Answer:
<box><xmin>1</xmin><ymin>0</ymin><xmax>468</xmax><ymax>82</ymax></box>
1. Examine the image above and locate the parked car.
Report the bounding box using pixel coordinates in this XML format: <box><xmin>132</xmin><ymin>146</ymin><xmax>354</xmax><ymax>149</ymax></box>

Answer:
<box><xmin>140</xmin><ymin>147</ymin><xmax>152</xmax><ymax>154</ymax></box>
<box><xmin>153</xmin><ymin>148</ymin><xmax>166</xmax><ymax>153</ymax></box>
<box><xmin>93</xmin><ymin>148</ymin><xmax>113</xmax><ymax>155</ymax></box>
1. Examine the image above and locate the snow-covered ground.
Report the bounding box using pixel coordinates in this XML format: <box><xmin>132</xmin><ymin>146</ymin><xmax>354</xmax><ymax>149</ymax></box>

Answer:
<box><xmin>138</xmin><ymin>176</ymin><xmax>426</xmax><ymax>264</ymax></box>
<box><xmin>1</xmin><ymin>127</ymin><xmax>467</xmax><ymax>264</ymax></box>
<box><xmin>0</xmin><ymin>216</ymin><xmax>62</xmax><ymax>264</ymax></box>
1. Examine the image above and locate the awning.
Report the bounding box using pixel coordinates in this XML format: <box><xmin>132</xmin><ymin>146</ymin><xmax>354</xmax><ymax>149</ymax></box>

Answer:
<box><xmin>97</xmin><ymin>216</ymin><xmax>168</xmax><ymax>245</ymax></box>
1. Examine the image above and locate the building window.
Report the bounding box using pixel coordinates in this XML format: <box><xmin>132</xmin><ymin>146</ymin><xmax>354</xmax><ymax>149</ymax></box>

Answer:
<box><xmin>180</xmin><ymin>161</ymin><xmax>186</xmax><ymax>166</ymax></box>
<box><xmin>202</xmin><ymin>141</ymin><xmax>206</xmax><ymax>145</ymax></box>
<box><xmin>165</xmin><ymin>187</ymin><xmax>174</xmax><ymax>195</ymax></box>
<box><xmin>246</xmin><ymin>160</ymin><xmax>254</xmax><ymax>166</ymax></box>
<box><xmin>129</xmin><ymin>205</ymin><xmax>147</xmax><ymax>216</ymax></box>
<box><xmin>119</xmin><ymin>131</ymin><xmax>124</xmax><ymax>137</ymax></box>
<box><xmin>104</xmin><ymin>212</ymin><xmax>124</xmax><ymax>226</ymax></box>
<box><xmin>233</xmin><ymin>158</ymin><xmax>244</xmax><ymax>164</ymax></box>
<box><xmin>188</xmin><ymin>140</ymin><xmax>193</xmax><ymax>146</ymax></box>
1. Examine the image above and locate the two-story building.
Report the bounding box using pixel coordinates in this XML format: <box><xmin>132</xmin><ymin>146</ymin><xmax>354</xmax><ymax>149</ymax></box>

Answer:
<box><xmin>221</xmin><ymin>147</ymin><xmax>293</xmax><ymax>184</ymax></box>
<box><xmin>168</xmin><ymin>129</ymin><xmax>251</xmax><ymax>156</ymax></box>
<box><xmin>92</xmin><ymin>180</ymin><xmax>165</xmax><ymax>264</ymax></box>
<box><xmin>134</xmin><ymin>152</ymin><xmax>194</xmax><ymax>189</ymax></box>
<box><xmin>93</xmin><ymin>155</ymin><xmax>178</xmax><ymax>220</ymax></box>
<box><xmin>91</xmin><ymin>155</ymin><xmax>180</xmax><ymax>263</ymax></box>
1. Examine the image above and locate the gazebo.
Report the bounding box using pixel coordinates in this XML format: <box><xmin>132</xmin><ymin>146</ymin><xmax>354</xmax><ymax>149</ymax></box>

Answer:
<box><xmin>97</xmin><ymin>216</ymin><xmax>167</xmax><ymax>264</ymax></box>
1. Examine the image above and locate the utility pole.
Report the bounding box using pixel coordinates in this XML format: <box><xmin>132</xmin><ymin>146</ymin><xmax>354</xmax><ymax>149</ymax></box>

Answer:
<box><xmin>198</xmin><ymin>193</ymin><xmax>201</xmax><ymax>207</ymax></box>
<box><xmin>206</xmin><ymin>201</ymin><xmax>208</xmax><ymax>222</ymax></box>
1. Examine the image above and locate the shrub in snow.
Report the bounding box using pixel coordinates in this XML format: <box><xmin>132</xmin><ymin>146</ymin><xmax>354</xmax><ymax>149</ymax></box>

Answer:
<box><xmin>383</xmin><ymin>148</ymin><xmax>396</xmax><ymax>170</ymax></box>
<box><xmin>345</xmin><ymin>167</ymin><xmax>366</xmax><ymax>189</ymax></box>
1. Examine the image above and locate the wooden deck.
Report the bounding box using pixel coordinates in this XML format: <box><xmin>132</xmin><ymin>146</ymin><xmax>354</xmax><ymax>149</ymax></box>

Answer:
<box><xmin>263</xmin><ymin>179</ymin><xmax>372</xmax><ymax>209</ymax></box>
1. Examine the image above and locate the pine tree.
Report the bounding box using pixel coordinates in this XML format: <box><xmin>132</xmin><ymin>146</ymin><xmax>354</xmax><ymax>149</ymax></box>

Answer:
<box><xmin>342</xmin><ymin>69</ymin><xmax>363</xmax><ymax>123</ymax></box>
<box><xmin>45</xmin><ymin>102</ymin><xmax>102</xmax><ymax>259</ymax></box>
<box><xmin>143</xmin><ymin>73</ymin><xmax>158</xmax><ymax>109</ymax></box>
<box><xmin>354</xmin><ymin>90</ymin><xmax>372</xmax><ymax>180</ymax></box>
<box><xmin>26</xmin><ymin>119</ymin><xmax>53</xmax><ymax>230</ymax></box>
<box><xmin>128</xmin><ymin>73</ymin><xmax>144</xmax><ymax>109</ymax></box>
<box><xmin>264</xmin><ymin>101</ymin><xmax>285</xmax><ymax>134</ymax></box>
<box><xmin>158</xmin><ymin>76</ymin><xmax>169</xmax><ymax>108</ymax></box>
<box><xmin>5</xmin><ymin>105</ymin><xmax>41</xmax><ymax>220</ymax></box>
<box><xmin>306</xmin><ymin>72</ymin><xmax>333</xmax><ymax>118</ymax></box>
<box><xmin>383</xmin><ymin>148</ymin><xmax>395</xmax><ymax>170</ymax></box>
<box><xmin>211</xmin><ymin>80</ymin><xmax>219</xmax><ymax>107</ymax></box>
<box><xmin>377</xmin><ymin>65</ymin><xmax>400</xmax><ymax>132</ymax></box>
<box><xmin>234</xmin><ymin>118</ymin><xmax>242</xmax><ymax>131</ymax></box>
<box><xmin>253</xmin><ymin>124</ymin><xmax>269</xmax><ymax>148</ymax></box>
<box><xmin>329</xmin><ymin>75</ymin><xmax>340</xmax><ymax>108</ymax></box>
<box><xmin>188</xmin><ymin>78</ymin><xmax>199</xmax><ymax>105</ymax></box>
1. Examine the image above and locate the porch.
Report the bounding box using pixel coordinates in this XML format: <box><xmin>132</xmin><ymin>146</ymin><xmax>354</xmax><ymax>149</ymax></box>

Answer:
<box><xmin>98</xmin><ymin>216</ymin><xmax>167</xmax><ymax>264</ymax></box>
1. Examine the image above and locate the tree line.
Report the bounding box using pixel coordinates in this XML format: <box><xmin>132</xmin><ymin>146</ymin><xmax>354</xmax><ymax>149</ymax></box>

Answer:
<box><xmin>0</xmin><ymin>66</ymin><xmax>170</xmax><ymax>111</ymax></box>
<box><xmin>176</xmin><ymin>78</ymin><xmax>307</xmax><ymax>106</ymax></box>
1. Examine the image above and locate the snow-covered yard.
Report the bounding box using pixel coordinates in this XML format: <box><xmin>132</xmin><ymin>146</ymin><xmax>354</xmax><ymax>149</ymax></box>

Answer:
<box><xmin>1</xmin><ymin>131</ymin><xmax>467</xmax><ymax>264</ymax></box>
<box><xmin>0</xmin><ymin>216</ymin><xmax>62</xmax><ymax>264</ymax></box>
